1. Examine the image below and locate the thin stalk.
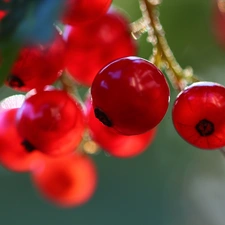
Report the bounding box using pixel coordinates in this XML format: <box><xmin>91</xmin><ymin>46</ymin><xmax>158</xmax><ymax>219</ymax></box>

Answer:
<box><xmin>136</xmin><ymin>0</ymin><xmax>199</xmax><ymax>91</ymax></box>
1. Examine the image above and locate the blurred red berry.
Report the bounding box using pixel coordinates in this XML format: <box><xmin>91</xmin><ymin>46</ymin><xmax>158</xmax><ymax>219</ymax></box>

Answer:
<box><xmin>5</xmin><ymin>31</ymin><xmax>65</xmax><ymax>92</ymax></box>
<box><xmin>213</xmin><ymin>0</ymin><xmax>225</xmax><ymax>48</ymax></box>
<box><xmin>85</xmin><ymin>97</ymin><xmax>157</xmax><ymax>158</ymax></box>
<box><xmin>63</xmin><ymin>8</ymin><xmax>137</xmax><ymax>86</ymax></box>
<box><xmin>31</xmin><ymin>153</ymin><xmax>97</xmax><ymax>207</ymax></box>
<box><xmin>0</xmin><ymin>109</ymin><xmax>46</xmax><ymax>172</ymax></box>
<box><xmin>62</xmin><ymin>0</ymin><xmax>112</xmax><ymax>25</ymax></box>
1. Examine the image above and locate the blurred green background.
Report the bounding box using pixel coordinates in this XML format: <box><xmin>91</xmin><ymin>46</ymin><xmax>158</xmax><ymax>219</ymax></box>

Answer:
<box><xmin>1</xmin><ymin>0</ymin><xmax>225</xmax><ymax>224</ymax></box>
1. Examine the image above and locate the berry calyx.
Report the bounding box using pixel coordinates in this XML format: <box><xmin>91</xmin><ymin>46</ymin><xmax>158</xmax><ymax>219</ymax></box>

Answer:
<box><xmin>7</xmin><ymin>75</ymin><xmax>24</xmax><ymax>88</ymax></box>
<box><xmin>91</xmin><ymin>56</ymin><xmax>170</xmax><ymax>135</ymax></box>
<box><xmin>172</xmin><ymin>81</ymin><xmax>225</xmax><ymax>149</ymax></box>
<box><xmin>195</xmin><ymin>119</ymin><xmax>214</xmax><ymax>136</ymax></box>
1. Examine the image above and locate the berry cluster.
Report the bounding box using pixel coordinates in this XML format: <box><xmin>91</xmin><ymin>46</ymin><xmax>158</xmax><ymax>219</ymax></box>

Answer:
<box><xmin>0</xmin><ymin>0</ymin><xmax>224</xmax><ymax>208</ymax></box>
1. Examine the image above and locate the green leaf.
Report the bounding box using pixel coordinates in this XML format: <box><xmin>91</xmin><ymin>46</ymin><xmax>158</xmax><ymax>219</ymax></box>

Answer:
<box><xmin>0</xmin><ymin>0</ymin><xmax>64</xmax><ymax>86</ymax></box>
<box><xmin>0</xmin><ymin>40</ymin><xmax>20</xmax><ymax>86</ymax></box>
<box><xmin>0</xmin><ymin>0</ymin><xmax>64</xmax><ymax>43</ymax></box>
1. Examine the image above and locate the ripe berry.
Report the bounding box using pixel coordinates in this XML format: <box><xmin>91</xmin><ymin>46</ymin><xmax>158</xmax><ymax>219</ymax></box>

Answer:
<box><xmin>16</xmin><ymin>90</ymin><xmax>85</xmax><ymax>156</ymax></box>
<box><xmin>31</xmin><ymin>153</ymin><xmax>97</xmax><ymax>207</ymax></box>
<box><xmin>63</xmin><ymin>8</ymin><xmax>137</xmax><ymax>86</ymax></box>
<box><xmin>85</xmin><ymin>97</ymin><xmax>157</xmax><ymax>158</ymax></box>
<box><xmin>62</xmin><ymin>0</ymin><xmax>112</xmax><ymax>25</ymax></box>
<box><xmin>91</xmin><ymin>56</ymin><xmax>170</xmax><ymax>135</ymax></box>
<box><xmin>5</xmin><ymin>31</ymin><xmax>65</xmax><ymax>92</ymax></box>
<box><xmin>0</xmin><ymin>109</ymin><xmax>46</xmax><ymax>172</ymax></box>
<box><xmin>172</xmin><ymin>81</ymin><xmax>225</xmax><ymax>149</ymax></box>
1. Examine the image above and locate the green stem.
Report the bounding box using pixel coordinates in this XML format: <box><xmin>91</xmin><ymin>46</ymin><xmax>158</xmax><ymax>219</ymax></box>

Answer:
<box><xmin>137</xmin><ymin>0</ymin><xmax>199</xmax><ymax>91</ymax></box>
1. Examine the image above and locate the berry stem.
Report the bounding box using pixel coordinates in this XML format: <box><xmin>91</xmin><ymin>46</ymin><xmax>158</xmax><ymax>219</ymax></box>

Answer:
<box><xmin>220</xmin><ymin>148</ymin><xmax>225</xmax><ymax>158</ymax></box>
<box><xmin>135</xmin><ymin>0</ymin><xmax>199</xmax><ymax>91</ymax></box>
<box><xmin>59</xmin><ymin>73</ymin><xmax>100</xmax><ymax>155</ymax></box>
<box><xmin>59</xmin><ymin>72</ymin><xmax>83</xmax><ymax>105</ymax></box>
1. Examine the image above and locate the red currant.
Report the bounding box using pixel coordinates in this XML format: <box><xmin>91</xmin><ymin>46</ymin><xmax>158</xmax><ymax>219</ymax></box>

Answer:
<box><xmin>16</xmin><ymin>90</ymin><xmax>85</xmax><ymax>156</ymax></box>
<box><xmin>62</xmin><ymin>0</ymin><xmax>112</xmax><ymax>25</ymax></box>
<box><xmin>85</xmin><ymin>97</ymin><xmax>157</xmax><ymax>158</ymax></box>
<box><xmin>5</xmin><ymin>31</ymin><xmax>65</xmax><ymax>92</ymax></box>
<box><xmin>91</xmin><ymin>56</ymin><xmax>170</xmax><ymax>135</ymax></box>
<box><xmin>31</xmin><ymin>153</ymin><xmax>97</xmax><ymax>207</ymax></box>
<box><xmin>172</xmin><ymin>81</ymin><xmax>225</xmax><ymax>149</ymax></box>
<box><xmin>0</xmin><ymin>109</ymin><xmax>46</xmax><ymax>172</ymax></box>
<box><xmin>63</xmin><ymin>8</ymin><xmax>137</xmax><ymax>86</ymax></box>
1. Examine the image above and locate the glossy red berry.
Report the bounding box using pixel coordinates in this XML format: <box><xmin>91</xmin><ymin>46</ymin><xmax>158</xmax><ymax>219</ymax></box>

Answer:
<box><xmin>172</xmin><ymin>81</ymin><xmax>225</xmax><ymax>149</ymax></box>
<box><xmin>5</xmin><ymin>31</ymin><xmax>65</xmax><ymax>92</ymax></box>
<box><xmin>0</xmin><ymin>109</ymin><xmax>46</xmax><ymax>172</ymax></box>
<box><xmin>62</xmin><ymin>0</ymin><xmax>112</xmax><ymax>25</ymax></box>
<box><xmin>91</xmin><ymin>56</ymin><xmax>170</xmax><ymax>135</ymax></box>
<box><xmin>31</xmin><ymin>153</ymin><xmax>97</xmax><ymax>207</ymax></box>
<box><xmin>85</xmin><ymin>97</ymin><xmax>157</xmax><ymax>158</ymax></box>
<box><xmin>63</xmin><ymin>8</ymin><xmax>137</xmax><ymax>86</ymax></box>
<box><xmin>16</xmin><ymin>90</ymin><xmax>85</xmax><ymax>156</ymax></box>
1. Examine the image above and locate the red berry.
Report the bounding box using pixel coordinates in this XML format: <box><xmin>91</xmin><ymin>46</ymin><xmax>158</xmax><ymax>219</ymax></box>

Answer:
<box><xmin>91</xmin><ymin>56</ymin><xmax>170</xmax><ymax>135</ymax></box>
<box><xmin>172</xmin><ymin>81</ymin><xmax>225</xmax><ymax>149</ymax></box>
<box><xmin>0</xmin><ymin>0</ymin><xmax>10</xmax><ymax>20</ymax></box>
<box><xmin>31</xmin><ymin>153</ymin><xmax>97</xmax><ymax>207</ymax></box>
<box><xmin>5</xmin><ymin>31</ymin><xmax>65</xmax><ymax>92</ymax></box>
<box><xmin>62</xmin><ymin>0</ymin><xmax>112</xmax><ymax>25</ymax></box>
<box><xmin>0</xmin><ymin>10</ymin><xmax>8</xmax><ymax>20</ymax></box>
<box><xmin>213</xmin><ymin>0</ymin><xmax>225</xmax><ymax>48</ymax></box>
<box><xmin>16</xmin><ymin>90</ymin><xmax>85</xmax><ymax>156</ymax></box>
<box><xmin>63</xmin><ymin>8</ymin><xmax>137</xmax><ymax>86</ymax></box>
<box><xmin>0</xmin><ymin>109</ymin><xmax>46</xmax><ymax>172</ymax></box>
<box><xmin>85</xmin><ymin>97</ymin><xmax>157</xmax><ymax>158</ymax></box>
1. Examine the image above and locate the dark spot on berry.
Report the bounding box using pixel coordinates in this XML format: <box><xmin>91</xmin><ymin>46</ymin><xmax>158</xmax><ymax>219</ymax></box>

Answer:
<box><xmin>94</xmin><ymin>108</ymin><xmax>112</xmax><ymax>127</ymax></box>
<box><xmin>195</xmin><ymin>119</ymin><xmax>214</xmax><ymax>136</ymax></box>
<box><xmin>21</xmin><ymin>139</ymin><xmax>36</xmax><ymax>152</ymax></box>
<box><xmin>7</xmin><ymin>75</ymin><xmax>24</xmax><ymax>88</ymax></box>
